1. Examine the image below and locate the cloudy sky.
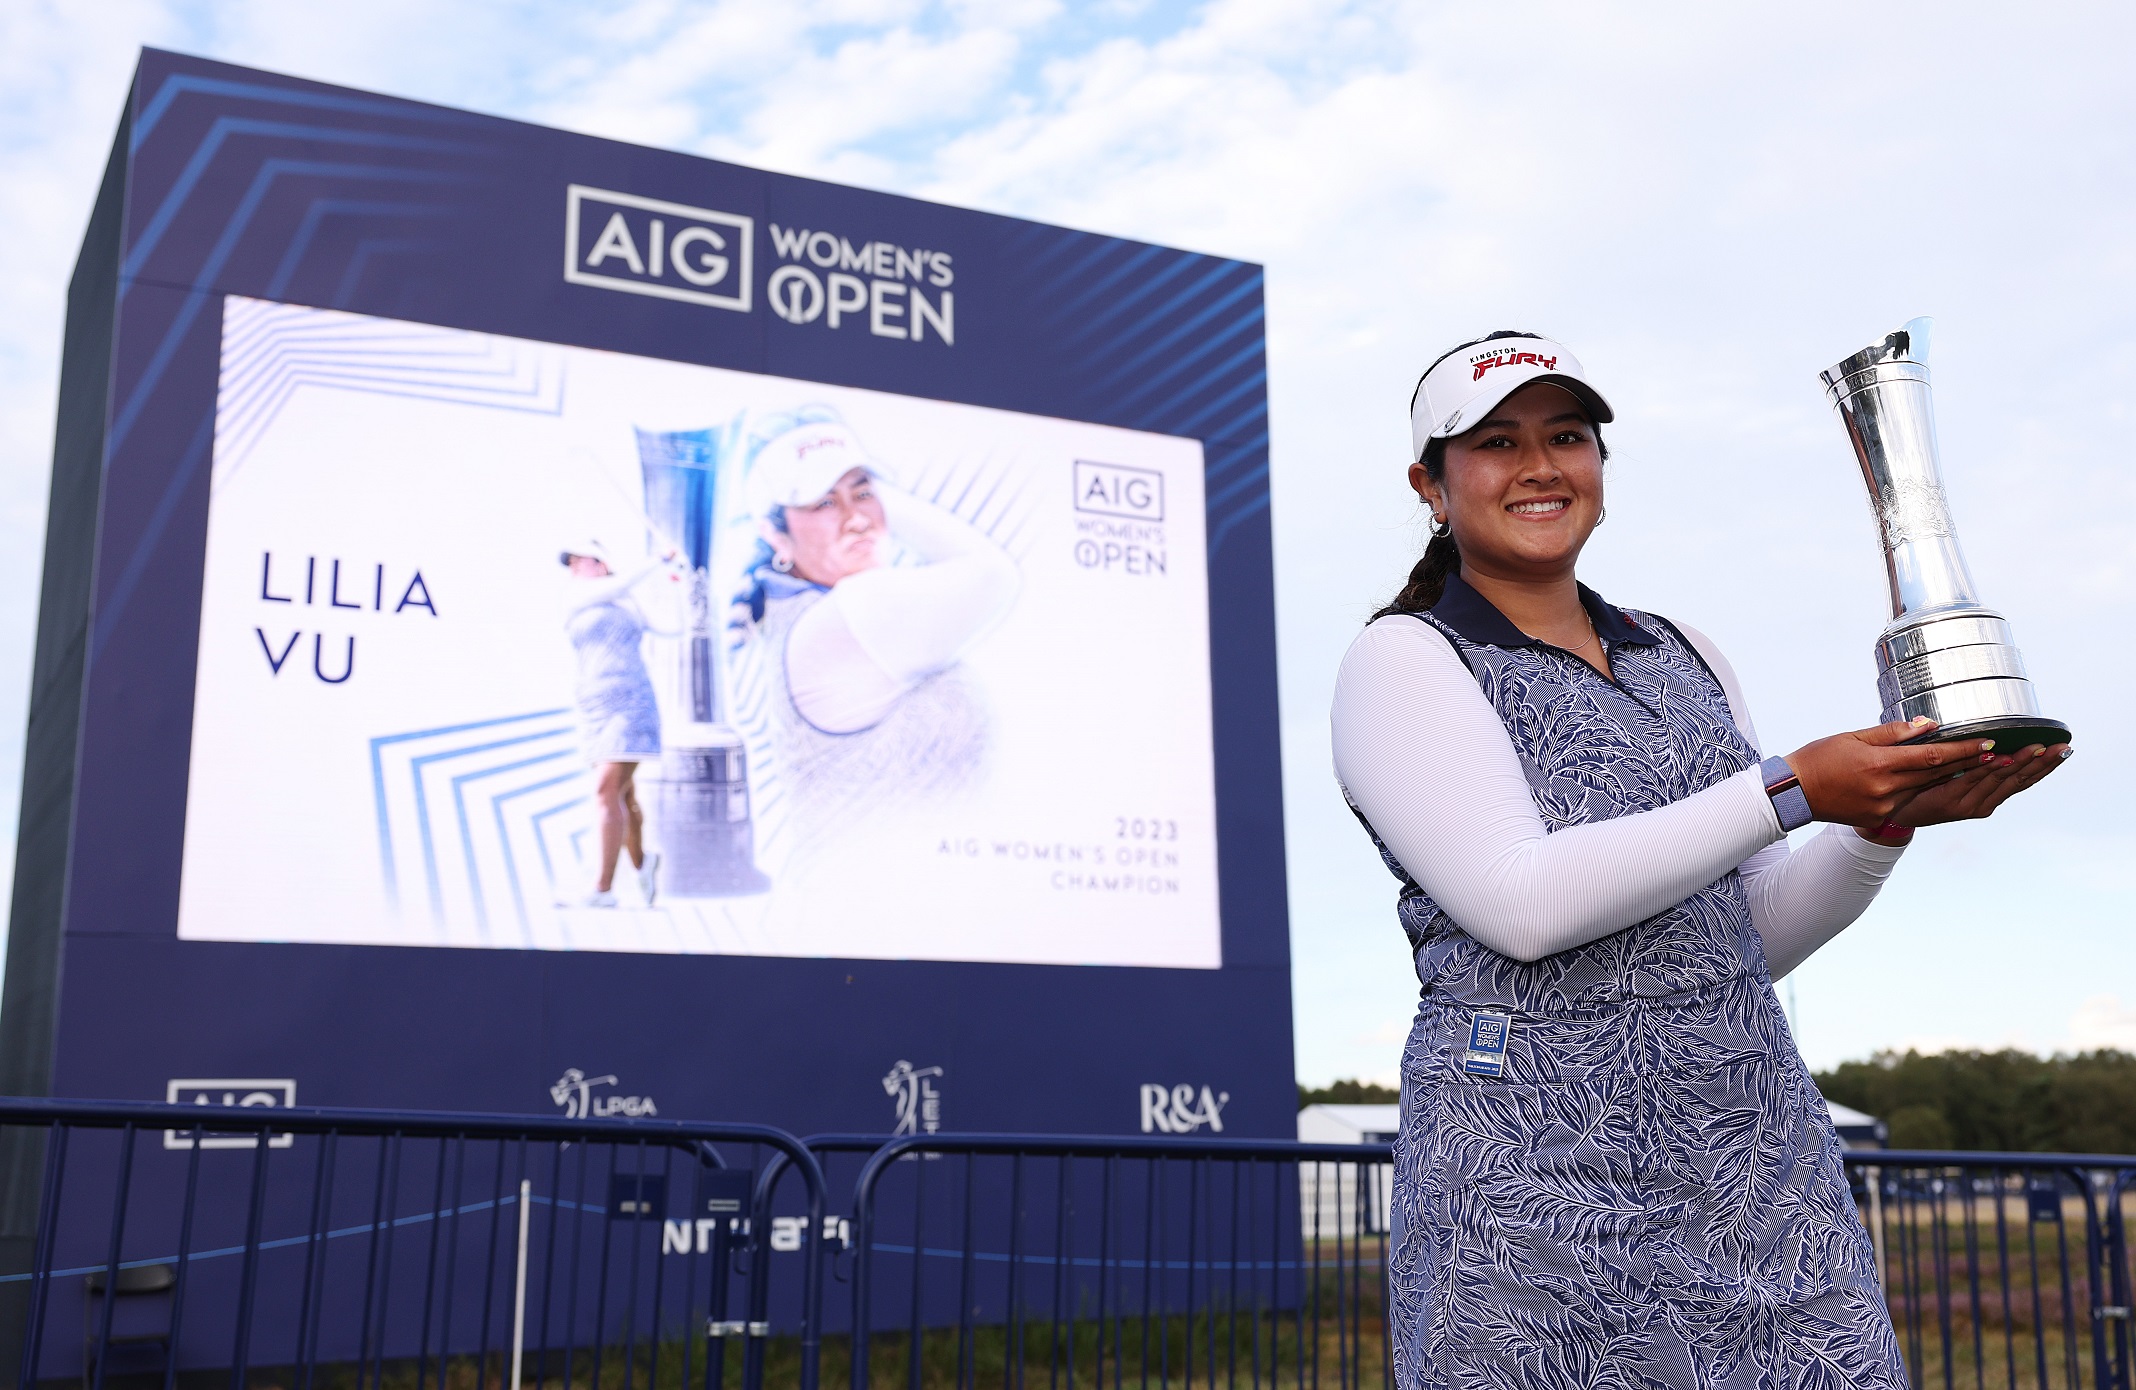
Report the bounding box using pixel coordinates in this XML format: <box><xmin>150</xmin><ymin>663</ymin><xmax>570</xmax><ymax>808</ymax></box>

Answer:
<box><xmin>3</xmin><ymin>1</ymin><xmax>2131</xmax><ymax>1082</ymax></box>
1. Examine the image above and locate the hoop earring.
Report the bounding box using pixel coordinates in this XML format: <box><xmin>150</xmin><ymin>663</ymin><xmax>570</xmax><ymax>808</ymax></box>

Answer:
<box><xmin>1429</xmin><ymin>514</ymin><xmax>1451</xmax><ymax>539</ymax></box>
<box><xmin>1596</xmin><ymin>506</ymin><xmax>1607</xmax><ymax>526</ymax></box>
<box><xmin>771</xmin><ymin>553</ymin><xmax>793</xmax><ymax>574</ymax></box>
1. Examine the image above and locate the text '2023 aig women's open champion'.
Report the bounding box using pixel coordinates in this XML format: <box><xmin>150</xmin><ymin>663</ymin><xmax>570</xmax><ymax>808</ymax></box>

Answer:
<box><xmin>1820</xmin><ymin>318</ymin><xmax>2070</xmax><ymax>753</ymax></box>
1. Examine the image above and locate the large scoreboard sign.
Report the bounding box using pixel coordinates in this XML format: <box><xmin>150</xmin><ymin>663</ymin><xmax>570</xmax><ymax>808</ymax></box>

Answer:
<box><xmin>1</xmin><ymin>51</ymin><xmax>1291</xmax><ymax>1143</ymax></box>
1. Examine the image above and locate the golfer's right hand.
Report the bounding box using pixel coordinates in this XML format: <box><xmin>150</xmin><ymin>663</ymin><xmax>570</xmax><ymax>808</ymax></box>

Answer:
<box><xmin>1783</xmin><ymin>718</ymin><xmax>1994</xmax><ymax>825</ymax></box>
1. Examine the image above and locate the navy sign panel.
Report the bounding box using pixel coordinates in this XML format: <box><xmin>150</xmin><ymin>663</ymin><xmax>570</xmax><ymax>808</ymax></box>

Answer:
<box><xmin>3</xmin><ymin>49</ymin><xmax>1291</xmax><ymax>1150</ymax></box>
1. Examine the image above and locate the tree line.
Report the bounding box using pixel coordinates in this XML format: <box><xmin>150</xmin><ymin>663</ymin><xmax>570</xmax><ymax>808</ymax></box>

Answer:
<box><xmin>1814</xmin><ymin>1048</ymin><xmax>2136</xmax><ymax>1154</ymax></box>
<box><xmin>1298</xmin><ymin>1079</ymin><xmax>1397</xmax><ymax>1109</ymax></box>
<box><xmin>1303</xmin><ymin>1050</ymin><xmax>2136</xmax><ymax>1156</ymax></box>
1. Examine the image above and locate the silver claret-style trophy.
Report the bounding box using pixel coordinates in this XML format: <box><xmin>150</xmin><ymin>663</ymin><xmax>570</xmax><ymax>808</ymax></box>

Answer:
<box><xmin>1819</xmin><ymin>318</ymin><xmax>2070</xmax><ymax>752</ymax></box>
<box><xmin>635</xmin><ymin>427</ymin><xmax>771</xmax><ymax>896</ymax></box>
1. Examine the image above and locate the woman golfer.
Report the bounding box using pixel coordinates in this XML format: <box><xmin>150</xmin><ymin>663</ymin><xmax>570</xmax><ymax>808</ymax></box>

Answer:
<box><xmin>560</xmin><ymin>538</ymin><xmax>681</xmax><ymax>908</ymax></box>
<box><xmin>1332</xmin><ymin>331</ymin><xmax>2068</xmax><ymax>1386</ymax></box>
<box><xmin>731</xmin><ymin>413</ymin><xmax>1019</xmax><ymax>856</ymax></box>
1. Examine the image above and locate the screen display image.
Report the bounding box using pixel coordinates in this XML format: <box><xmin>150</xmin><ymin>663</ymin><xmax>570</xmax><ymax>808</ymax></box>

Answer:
<box><xmin>179</xmin><ymin>297</ymin><xmax>1220</xmax><ymax>968</ymax></box>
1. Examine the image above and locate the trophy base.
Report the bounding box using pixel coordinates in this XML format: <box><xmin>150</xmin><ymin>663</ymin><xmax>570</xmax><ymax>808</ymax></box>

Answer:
<box><xmin>1875</xmin><ymin>609</ymin><xmax>2066</xmax><ymax>753</ymax></box>
<box><xmin>643</xmin><ymin>732</ymin><xmax>772</xmax><ymax>898</ymax></box>
<box><xmin>1909</xmin><ymin>714</ymin><xmax>2073</xmax><ymax>755</ymax></box>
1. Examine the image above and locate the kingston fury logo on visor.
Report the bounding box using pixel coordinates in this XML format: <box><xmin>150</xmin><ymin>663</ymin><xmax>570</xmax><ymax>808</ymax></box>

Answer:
<box><xmin>1468</xmin><ymin>347</ymin><xmax>1557</xmax><ymax>382</ymax></box>
<box><xmin>565</xmin><ymin>186</ymin><xmax>754</xmax><ymax>312</ymax></box>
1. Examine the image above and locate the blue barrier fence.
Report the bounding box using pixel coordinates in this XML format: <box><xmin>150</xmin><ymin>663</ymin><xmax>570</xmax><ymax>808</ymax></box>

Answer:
<box><xmin>2</xmin><ymin>1101</ymin><xmax>2132</xmax><ymax>1390</ymax></box>
<box><xmin>842</xmin><ymin>1133</ymin><xmax>1392</xmax><ymax>1390</ymax></box>
<box><xmin>0</xmin><ymin>1099</ymin><xmax>826</xmax><ymax>1390</ymax></box>
<box><xmin>1848</xmin><ymin>1150</ymin><xmax>2135</xmax><ymax>1390</ymax></box>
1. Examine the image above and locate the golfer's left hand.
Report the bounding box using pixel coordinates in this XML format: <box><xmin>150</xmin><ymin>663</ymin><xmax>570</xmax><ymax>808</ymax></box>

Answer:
<box><xmin>1885</xmin><ymin>742</ymin><xmax>2070</xmax><ymax>828</ymax></box>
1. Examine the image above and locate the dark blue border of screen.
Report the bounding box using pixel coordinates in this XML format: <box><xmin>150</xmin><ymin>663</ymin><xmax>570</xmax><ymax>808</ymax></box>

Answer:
<box><xmin>47</xmin><ymin>49</ymin><xmax>1291</xmax><ymax>1141</ymax></box>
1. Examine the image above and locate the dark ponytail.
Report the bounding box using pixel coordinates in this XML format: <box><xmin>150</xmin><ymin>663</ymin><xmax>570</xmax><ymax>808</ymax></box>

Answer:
<box><xmin>1372</xmin><ymin>436</ymin><xmax>1458</xmax><ymax>620</ymax></box>
<box><xmin>1371</xmin><ymin>328</ymin><xmax>1607</xmax><ymax>624</ymax></box>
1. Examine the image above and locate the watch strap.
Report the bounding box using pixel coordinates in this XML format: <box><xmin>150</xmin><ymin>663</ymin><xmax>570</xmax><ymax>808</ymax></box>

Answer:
<box><xmin>1760</xmin><ymin>755</ymin><xmax>1813</xmax><ymax>832</ymax></box>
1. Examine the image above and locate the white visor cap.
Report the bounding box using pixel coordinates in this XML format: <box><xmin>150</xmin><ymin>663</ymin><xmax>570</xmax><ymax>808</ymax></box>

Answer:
<box><xmin>1409</xmin><ymin>335</ymin><xmax>1614</xmax><ymax>462</ymax></box>
<box><xmin>747</xmin><ymin>422</ymin><xmax>884</xmax><ymax>516</ymax></box>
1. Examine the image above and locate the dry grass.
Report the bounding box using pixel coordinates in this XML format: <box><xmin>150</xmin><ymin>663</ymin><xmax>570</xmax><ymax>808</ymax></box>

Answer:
<box><xmin>209</xmin><ymin>1267</ymin><xmax>1387</xmax><ymax>1390</ymax></box>
<box><xmin>1871</xmin><ymin>1188</ymin><xmax>2129</xmax><ymax>1390</ymax></box>
<box><xmin>147</xmin><ymin>1190</ymin><xmax>2136</xmax><ymax>1390</ymax></box>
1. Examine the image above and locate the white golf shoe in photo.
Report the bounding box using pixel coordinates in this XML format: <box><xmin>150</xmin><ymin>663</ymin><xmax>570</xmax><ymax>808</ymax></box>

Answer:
<box><xmin>637</xmin><ymin>852</ymin><xmax>662</xmax><ymax>907</ymax></box>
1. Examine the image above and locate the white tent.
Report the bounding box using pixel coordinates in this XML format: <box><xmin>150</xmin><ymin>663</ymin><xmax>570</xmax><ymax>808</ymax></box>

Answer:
<box><xmin>1297</xmin><ymin>1103</ymin><xmax>1400</xmax><ymax>1147</ymax></box>
<box><xmin>1825</xmin><ymin>1099</ymin><xmax>1888</xmax><ymax>1148</ymax></box>
<box><xmin>1296</xmin><ymin>1104</ymin><xmax>1399</xmax><ymax>1237</ymax></box>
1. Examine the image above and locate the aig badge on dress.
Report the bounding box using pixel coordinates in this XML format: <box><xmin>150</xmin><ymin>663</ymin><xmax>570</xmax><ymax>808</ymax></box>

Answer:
<box><xmin>1463</xmin><ymin>1013</ymin><xmax>1511</xmax><ymax>1077</ymax></box>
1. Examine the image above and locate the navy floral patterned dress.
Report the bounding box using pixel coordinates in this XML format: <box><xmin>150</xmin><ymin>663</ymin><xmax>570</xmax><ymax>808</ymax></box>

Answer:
<box><xmin>1361</xmin><ymin>575</ymin><xmax>1903</xmax><ymax>1390</ymax></box>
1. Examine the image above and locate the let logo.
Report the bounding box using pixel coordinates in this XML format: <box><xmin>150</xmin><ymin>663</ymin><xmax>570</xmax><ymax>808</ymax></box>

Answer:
<box><xmin>565</xmin><ymin>185</ymin><xmax>754</xmax><ymax>312</ymax></box>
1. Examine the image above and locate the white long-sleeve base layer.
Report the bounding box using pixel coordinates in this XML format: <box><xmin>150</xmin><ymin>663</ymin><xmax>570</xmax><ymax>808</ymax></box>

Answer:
<box><xmin>784</xmin><ymin>488</ymin><xmax>1020</xmax><ymax>734</ymax></box>
<box><xmin>1330</xmin><ymin>615</ymin><xmax>1906</xmax><ymax>979</ymax></box>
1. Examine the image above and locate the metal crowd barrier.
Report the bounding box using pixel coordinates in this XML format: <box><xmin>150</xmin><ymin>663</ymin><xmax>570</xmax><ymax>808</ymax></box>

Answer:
<box><xmin>1853</xmin><ymin>1149</ymin><xmax>2135</xmax><ymax>1390</ymax></box>
<box><xmin>3</xmin><ymin>1099</ymin><xmax>2134</xmax><ymax>1390</ymax></box>
<box><xmin>842</xmin><ymin>1134</ymin><xmax>1392</xmax><ymax>1390</ymax></box>
<box><xmin>0</xmin><ymin>1098</ymin><xmax>827</xmax><ymax>1390</ymax></box>
<box><xmin>831</xmin><ymin>1139</ymin><xmax>2136</xmax><ymax>1390</ymax></box>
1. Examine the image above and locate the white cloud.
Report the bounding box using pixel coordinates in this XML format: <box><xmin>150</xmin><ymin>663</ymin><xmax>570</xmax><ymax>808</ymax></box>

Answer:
<box><xmin>2068</xmin><ymin>996</ymin><xmax>2136</xmax><ymax>1054</ymax></box>
<box><xmin>1350</xmin><ymin>1018</ymin><xmax>1408</xmax><ymax>1047</ymax></box>
<box><xmin>528</xmin><ymin>0</ymin><xmax>1061</xmax><ymax>184</ymax></box>
<box><xmin>1880</xmin><ymin>997</ymin><xmax>2136</xmax><ymax>1061</ymax></box>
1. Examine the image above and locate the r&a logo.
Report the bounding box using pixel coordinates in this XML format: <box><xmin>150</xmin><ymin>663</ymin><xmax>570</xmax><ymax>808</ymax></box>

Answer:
<box><xmin>565</xmin><ymin>185</ymin><xmax>754</xmax><ymax>312</ymax></box>
<box><xmin>1140</xmin><ymin>1083</ymin><xmax>1228</xmax><ymax>1134</ymax></box>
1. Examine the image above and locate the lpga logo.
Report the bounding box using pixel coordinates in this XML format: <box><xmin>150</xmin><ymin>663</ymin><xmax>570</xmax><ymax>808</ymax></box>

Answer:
<box><xmin>882</xmin><ymin>1060</ymin><xmax>944</xmax><ymax>1136</ymax></box>
<box><xmin>550</xmin><ymin>1067</ymin><xmax>659</xmax><ymax>1119</ymax></box>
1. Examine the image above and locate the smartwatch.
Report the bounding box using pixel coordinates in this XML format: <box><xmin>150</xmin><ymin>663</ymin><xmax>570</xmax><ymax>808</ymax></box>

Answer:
<box><xmin>1760</xmin><ymin>755</ymin><xmax>1813</xmax><ymax>832</ymax></box>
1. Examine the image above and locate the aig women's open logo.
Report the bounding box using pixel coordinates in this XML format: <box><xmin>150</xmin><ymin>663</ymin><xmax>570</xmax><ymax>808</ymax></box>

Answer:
<box><xmin>564</xmin><ymin>185</ymin><xmax>754</xmax><ymax>312</ymax></box>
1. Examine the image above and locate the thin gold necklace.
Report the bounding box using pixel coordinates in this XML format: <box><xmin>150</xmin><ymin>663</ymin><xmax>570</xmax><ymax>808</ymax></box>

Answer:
<box><xmin>1527</xmin><ymin>612</ymin><xmax>1600</xmax><ymax>653</ymax></box>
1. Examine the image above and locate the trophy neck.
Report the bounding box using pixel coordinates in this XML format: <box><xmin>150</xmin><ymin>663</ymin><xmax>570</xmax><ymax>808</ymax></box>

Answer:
<box><xmin>637</xmin><ymin>427</ymin><xmax>726</xmax><ymax>726</ymax></box>
<box><xmin>1821</xmin><ymin>344</ymin><xmax>1983</xmax><ymax>624</ymax></box>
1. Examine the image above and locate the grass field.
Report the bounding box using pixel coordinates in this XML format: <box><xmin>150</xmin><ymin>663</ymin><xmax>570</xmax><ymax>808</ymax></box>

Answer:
<box><xmin>1871</xmin><ymin>1188</ymin><xmax>2130</xmax><ymax>1390</ymax></box>
<box><xmin>117</xmin><ymin>1189</ymin><xmax>2135</xmax><ymax>1390</ymax></box>
<box><xmin>212</xmin><ymin>1266</ymin><xmax>1387</xmax><ymax>1390</ymax></box>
